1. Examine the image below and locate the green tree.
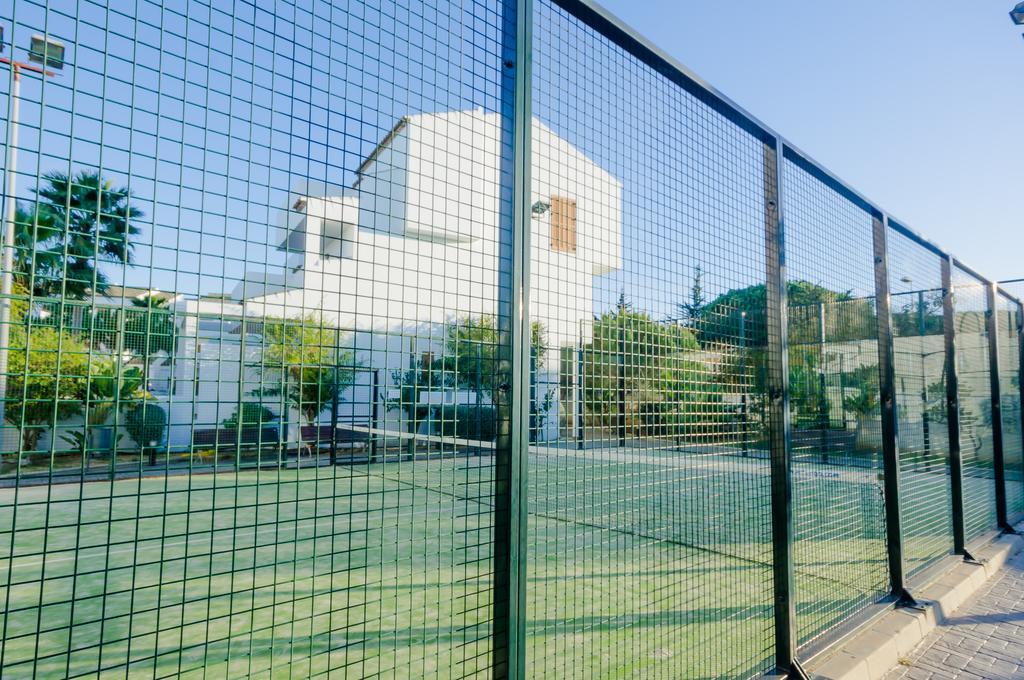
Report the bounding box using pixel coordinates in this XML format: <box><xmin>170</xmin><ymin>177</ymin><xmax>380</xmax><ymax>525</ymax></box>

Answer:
<box><xmin>84</xmin><ymin>359</ymin><xmax>146</xmax><ymax>447</ymax></box>
<box><xmin>891</xmin><ymin>291</ymin><xmax>944</xmax><ymax>338</ymax></box>
<box><xmin>441</xmin><ymin>315</ymin><xmax>548</xmax><ymax>405</ymax></box>
<box><xmin>676</xmin><ymin>265</ymin><xmax>706</xmax><ymax>325</ymax></box>
<box><xmin>11</xmin><ymin>203</ymin><xmax>61</xmax><ymax>294</ymax></box>
<box><xmin>4</xmin><ymin>326</ymin><xmax>92</xmax><ymax>453</ymax></box>
<box><xmin>124</xmin><ymin>402</ymin><xmax>167</xmax><ymax>460</ymax></box>
<box><xmin>582</xmin><ymin>299</ymin><xmax>699</xmax><ymax>429</ymax></box>
<box><xmin>788</xmin><ymin>348</ymin><xmax>831</xmax><ymax>430</ymax></box>
<box><xmin>644</xmin><ymin>358</ymin><xmax>736</xmax><ymax>439</ymax></box>
<box><xmin>389</xmin><ymin>342</ymin><xmax>447</xmax><ymax>457</ymax></box>
<box><xmin>56</xmin><ymin>357</ymin><xmax>148</xmax><ymax>459</ymax></box>
<box><xmin>19</xmin><ymin>170</ymin><xmax>142</xmax><ymax>299</ymax></box>
<box><xmin>696</xmin><ymin>280</ymin><xmax>861</xmax><ymax>348</ymax></box>
<box><xmin>252</xmin><ymin>315</ymin><xmax>357</xmax><ymax>455</ymax></box>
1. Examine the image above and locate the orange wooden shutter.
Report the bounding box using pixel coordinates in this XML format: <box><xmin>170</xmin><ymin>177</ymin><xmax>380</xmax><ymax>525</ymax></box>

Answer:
<box><xmin>550</xmin><ymin>196</ymin><xmax>577</xmax><ymax>253</ymax></box>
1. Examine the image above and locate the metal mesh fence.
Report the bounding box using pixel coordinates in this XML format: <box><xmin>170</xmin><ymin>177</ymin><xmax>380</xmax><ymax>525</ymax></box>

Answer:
<box><xmin>995</xmin><ymin>291</ymin><xmax>1024</xmax><ymax>519</ymax></box>
<box><xmin>780</xmin><ymin>154</ymin><xmax>889</xmax><ymax>645</ymax></box>
<box><xmin>0</xmin><ymin>0</ymin><xmax>515</xmax><ymax>677</ymax></box>
<box><xmin>0</xmin><ymin>1</ymin><xmax>1019</xmax><ymax>678</ymax></box>
<box><xmin>524</xmin><ymin>2</ymin><xmax>774</xmax><ymax>677</ymax></box>
<box><xmin>886</xmin><ymin>230</ymin><xmax>953</xmax><ymax>577</ymax></box>
<box><xmin>950</xmin><ymin>266</ymin><xmax>999</xmax><ymax>541</ymax></box>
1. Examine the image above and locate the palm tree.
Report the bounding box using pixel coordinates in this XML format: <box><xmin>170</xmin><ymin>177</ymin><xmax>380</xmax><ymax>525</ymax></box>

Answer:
<box><xmin>20</xmin><ymin>170</ymin><xmax>142</xmax><ymax>299</ymax></box>
<box><xmin>12</xmin><ymin>203</ymin><xmax>61</xmax><ymax>294</ymax></box>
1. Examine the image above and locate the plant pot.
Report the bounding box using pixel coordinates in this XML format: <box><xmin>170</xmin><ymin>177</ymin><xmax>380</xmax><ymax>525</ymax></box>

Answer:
<box><xmin>854</xmin><ymin>415</ymin><xmax>883</xmax><ymax>451</ymax></box>
<box><xmin>90</xmin><ymin>426</ymin><xmax>114</xmax><ymax>454</ymax></box>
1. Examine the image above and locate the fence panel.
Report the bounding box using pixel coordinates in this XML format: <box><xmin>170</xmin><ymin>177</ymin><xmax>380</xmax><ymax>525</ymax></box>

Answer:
<box><xmin>886</xmin><ymin>230</ymin><xmax>953</xmax><ymax>577</ymax></box>
<box><xmin>995</xmin><ymin>291</ymin><xmax>1024</xmax><ymax>519</ymax></box>
<box><xmin>524</xmin><ymin>1</ymin><xmax>775</xmax><ymax>677</ymax></box>
<box><xmin>0</xmin><ymin>0</ymin><xmax>518</xmax><ymax>677</ymax></box>
<box><xmin>950</xmin><ymin>267</ymin><xmax>999</xmax><ymax>541</ymax></box>
<box><xmin>780</xmin><ymin>154</ymin><xmax>889</xmax><ymax>645</ymax></box>
<box><xmin>0</xmin><ymin>1</ymin><xmax>1020</xmax><ymax>678</ymax></box>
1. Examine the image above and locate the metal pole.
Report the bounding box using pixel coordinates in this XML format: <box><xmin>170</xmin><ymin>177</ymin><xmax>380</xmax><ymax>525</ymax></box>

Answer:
<box><xmin>529</xmin><ymin>348</ymin><xmax>536</xmax><ymax>443</ymax></box>
<box><xmin>617</xmin><ymin>314</ymin><xmax>626</xmax><ymax>447</ymax></box>
<box><xmin>764</xmin><ymin>138</ymin><xmax>805</xmax><ymax>678</ymax></box>
<box><xmin>740</xmin><ymin>311</ymin><xmax>748</xmax><ymax>456</ymax></box>
<box><xmin>477</xmin><ymin>342</ymin><xmax>483</xmax><ymax>441</ymax></box>
<box><xmin>330</xmin><ymin>326</ymin><xmax>339</xmax><ymax>466</ymax></box>
<box><xmin>233</xmin><ymin>317</ymin><xmax>246</xmax><ymax>470</ymax></box>
<box><xmin>873</xmin><ymin>214</ymin><xmax>914</xmax><ymax>605</ymax></box>
<box><xmin>493</xmin><ymin>0</ymin><xmax>532</xmax><ymax>673</ymax></box>
<box><xmin>0</xmin><ymin>66</ymin><xmax>21</xmax><ymax>441</ymax></box>
<box><xmin>576</xmin><ymin>343</ymin><xmax>584</xmax><ymax>450</ymax></box>
<box><xmin>406</xmin><ymin>336</ymin><xmax>416</xmax><ymax>459</ymax></box>
<box><xmin>985</xmin><ymin>283</ymin><xmax>1011</xmax><ymax>532</ymax></box>
<box><xmin>942</xmin><ymin>256</ymin><xmax>970</xmax><ymax>556</ymax></box>
<box><xmin>818</xmin><ymin>302</ymin><xmax>828</xmax><ymax>463</ymax></box>
<box><xmin>111</xmin><ymin>308</ymin><xmax>125</xmax><ymax>479</ymax></box>
<box><xmin>919</xmin><ymin>291</ymin><xmax>931</xmax><ymax>461</ymax></box>
<box><xmin>370</xmin><ymin>368</ymin><xmax>379</xmax><ymax>463</ymax></box>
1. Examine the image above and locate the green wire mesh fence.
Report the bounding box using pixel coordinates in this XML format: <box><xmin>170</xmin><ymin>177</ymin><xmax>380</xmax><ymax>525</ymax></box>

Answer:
<box><xmin>0</xmin><ymin>1</ymin><xmax>1021</xmax><ymax>678</ymax></box>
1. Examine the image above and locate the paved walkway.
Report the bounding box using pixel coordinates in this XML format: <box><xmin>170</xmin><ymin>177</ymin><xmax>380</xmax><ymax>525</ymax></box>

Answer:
<box><xmin>886</xmin><ymin>547</ymin><xmax>1024</xmax><ymax>680</ymax></box>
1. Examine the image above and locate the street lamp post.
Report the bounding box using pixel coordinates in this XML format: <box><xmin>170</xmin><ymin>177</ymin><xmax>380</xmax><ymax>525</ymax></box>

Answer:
<box><xmin>0</xmin><ymin>33</ymin><xmax>63</xmax><ymax>442</ymax></box>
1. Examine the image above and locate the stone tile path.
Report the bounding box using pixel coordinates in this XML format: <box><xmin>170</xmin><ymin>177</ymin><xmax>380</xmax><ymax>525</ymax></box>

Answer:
<box><xmin>885</xmin><ymin>546</ymin><xmax>1024</xmax><ymax>680</ymax></box>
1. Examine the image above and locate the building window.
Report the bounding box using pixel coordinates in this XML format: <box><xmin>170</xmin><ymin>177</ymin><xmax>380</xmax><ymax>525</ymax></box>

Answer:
<box><xmin>550</xmin><ymin>196</ymin><xmax>577</xmax><ymax>253</ymax></box>
<box><xmin>420</xmin><ymin>351</ymin><xmax>435</xmax><ymax>382</ymax></box>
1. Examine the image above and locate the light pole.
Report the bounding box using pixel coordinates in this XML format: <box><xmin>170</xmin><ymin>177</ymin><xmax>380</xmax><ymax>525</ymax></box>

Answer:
<box><xmin>0</xmin><ymin>32</ymin><xmax>64</xmax><ymax>439</ymax></box>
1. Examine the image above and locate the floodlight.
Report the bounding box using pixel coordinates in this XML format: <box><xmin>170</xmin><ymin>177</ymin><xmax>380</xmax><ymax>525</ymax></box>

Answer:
<box><xmin>28</xmin><ymin>34</ymin><xmax>64</xmax><ymax>70</ymax></box>
<box><xmin>1012</xmin><ymin>2</ymin><xmax>1024</xmax><ymax>26</ymax></box>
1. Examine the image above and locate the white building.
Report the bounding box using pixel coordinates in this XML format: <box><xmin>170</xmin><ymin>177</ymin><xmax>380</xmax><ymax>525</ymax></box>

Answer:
<box><xmin>162</xmin><ymin>109</ymin><xmax>623</xmax><ymax>447</ymax></box>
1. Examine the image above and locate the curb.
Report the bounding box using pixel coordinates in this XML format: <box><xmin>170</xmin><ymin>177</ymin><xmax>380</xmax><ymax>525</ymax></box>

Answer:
<box><xmin>806</xmin><ymin>531</ymin><xmax>1024</xmax><ymax>680</ymax></box>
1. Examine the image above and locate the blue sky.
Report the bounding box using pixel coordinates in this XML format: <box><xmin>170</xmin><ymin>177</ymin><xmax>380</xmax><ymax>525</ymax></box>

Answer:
<box><xmin>598</xmin><ymin>0</ymin><xmax>1024</xmax><ymax>282</ymax></box>
<box><xmin>2</xmin><ymin>0</ymin><xmax>1020</xmax><ymax>310</ymax></box>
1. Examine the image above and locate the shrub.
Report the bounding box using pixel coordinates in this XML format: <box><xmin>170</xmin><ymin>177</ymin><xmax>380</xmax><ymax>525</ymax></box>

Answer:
<box><xmin>124</xmin><ymin>402</ymin><xmax>167</xmax><ymax>448</ymax></box>
<box><xmin>223</xmin><ymin>403</ymin><xmax>277</xmax><ymax>430</ymax></box>
<box><xmin>432</xmin><ymin>405</ymin><xmax>497</xmax><ymax>441</ymax></box>
<box><xmin>5</xmin><ymin>325</ymin><xmax>92</xmax><ymax>452</ymax></box>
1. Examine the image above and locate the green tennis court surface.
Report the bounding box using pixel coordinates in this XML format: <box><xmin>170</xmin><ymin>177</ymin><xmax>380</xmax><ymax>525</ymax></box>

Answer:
<box><xmin>0</xmin><ymin>443</ymin><xmax>992</xmax><ymax>679</ymax></box>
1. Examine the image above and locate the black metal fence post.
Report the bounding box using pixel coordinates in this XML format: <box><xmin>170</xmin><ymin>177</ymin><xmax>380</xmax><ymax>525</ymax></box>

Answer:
<box><xmin>765</xmin><ymin>139</ymin><xmax>805</xmax><ymax>678</ymax></box>
<box><xmin>872</xmin><ymin>214</ymin><xmax>914</xmax><ymax>604</ymax></box>
<box><xmin>942</xmin><ymin>256</ymin><xmax>970</xmax><ymax>556</ymax></box>
<box><xmin>493</xmin><ymin>0</ymin><xmax>532</xmax><ymax>675</ymax></box>
<box><xmin>985</xmin><ymin>282</ymin><xmax>1011</xmax><ymax>532</ymax></box>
